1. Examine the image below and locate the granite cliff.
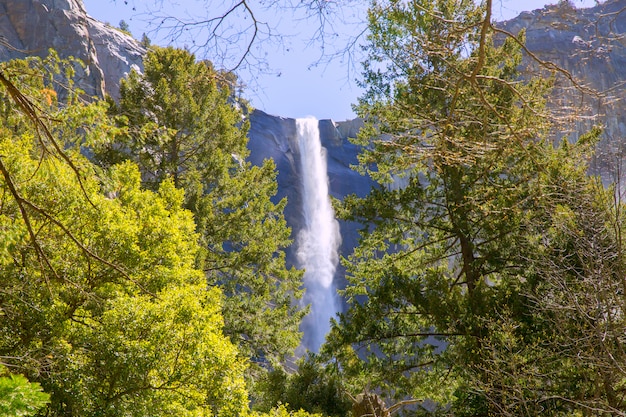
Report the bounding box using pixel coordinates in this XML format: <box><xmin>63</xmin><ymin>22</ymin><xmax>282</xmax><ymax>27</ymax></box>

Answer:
<box><xmin>500</xmin><ymin>0</ymin><xmax>626</xmax><ymax>178</ymax></box>
<box><xmin>247</xmin><ymin>111</ymin><xmax>372</xmax><ymax>297</ymax></box>
<box><xmin>0</xmin><ymin>0</ymin><xmax>145</xmax><ymax>99</ymax></box>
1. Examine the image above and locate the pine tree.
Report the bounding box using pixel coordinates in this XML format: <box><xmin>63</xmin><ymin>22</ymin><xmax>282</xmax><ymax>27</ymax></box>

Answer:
<box><xmin>324</xmin><ymin>0</ymin><xmax>622</xmax><ymax>414</ymax></box>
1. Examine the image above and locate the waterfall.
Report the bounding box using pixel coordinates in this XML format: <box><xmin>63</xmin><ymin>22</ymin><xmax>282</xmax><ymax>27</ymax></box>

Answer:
<box><xmin>296</xmin><ymin>117</ymin><xmax>342</xmax><ymax>352</ymax></box>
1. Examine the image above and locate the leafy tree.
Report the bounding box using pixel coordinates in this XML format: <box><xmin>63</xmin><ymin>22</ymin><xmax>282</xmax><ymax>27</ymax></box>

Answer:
<box><xmin>92</xmin><ymin>46</ymin><xmax>304</xmax><ymax>374</ymax></box>
<box><xmin>0</xmin><ymin>54</ymin><xmax>248</xmax><ymax>416</ymax></box>
<box><xmin>140</xmin><ymin>33</ymin><xmax>152</xmax><ymax>48</ymax></box>
<box><xmin>255</xmin><ymin>354</ymin><xmax>351</xmax><ymax>417</ymax></box>
<box><xmin>439</xmin><ymin>131</ymin><xmax>626</xmax><ymax>416</ymax></box>
<box><xmin>0</xmin><ymin>144</ymin><xmax>248</xmax><ymax>417</ymax></box>
<box><xmin>0</xmin><ymin>368</ymin><xmax>49</xmax><ymax>417</ymax></box>
<box><xmin>507</xmin><ymin>132</ymin><xmax>626</xmax><ymax>415</ymax></box>
<box><xmin>323</xmin><ymin>0</ymin><xmax>618</xmax><ymax>414</ymax></box>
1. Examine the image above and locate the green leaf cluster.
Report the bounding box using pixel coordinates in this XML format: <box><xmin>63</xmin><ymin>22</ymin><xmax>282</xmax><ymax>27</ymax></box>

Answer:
<box><xmin>250</xmin><ymin>404</ymin><xmax>326</xmax><ymax>417</ymax></box>
<box><xmin>255</xmin><ymin>354</ymin><xmax>351</xmax><ymax>417</ymax></box>
<box><xmin>0</xmin><ymin>368</ymin><xmax>49</xmax><ymax>417</ymax></box>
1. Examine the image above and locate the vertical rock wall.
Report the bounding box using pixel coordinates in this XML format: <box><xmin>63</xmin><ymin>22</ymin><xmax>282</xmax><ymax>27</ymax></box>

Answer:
<box><xmin>499</xmin><ymin>0</ymin><xmax>626</xmax><ymax>180</ymax></box>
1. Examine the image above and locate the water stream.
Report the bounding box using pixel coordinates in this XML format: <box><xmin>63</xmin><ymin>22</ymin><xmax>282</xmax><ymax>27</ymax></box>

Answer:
<box><xmin>296</xmin><ymin>117</ymin><xmax>342</xmax><ymax>352</ymax></box>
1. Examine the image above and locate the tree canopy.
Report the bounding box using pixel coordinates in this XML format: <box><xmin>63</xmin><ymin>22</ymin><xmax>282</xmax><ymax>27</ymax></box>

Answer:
<box><xmin>0</xmin><ymin>51</ymin><xmax>310</xmax><ymax>417</ymax></box>
<box><xmin>323</xmin><ymin>0</ymin><xmax>626</xmax><ymax>415</ymax></box>
<box><xmin>3</xmin><ymin>1</ymin><xmax>626</xmax><ymax>416</ymax></box>
<box><xmin>93</xmin><ymin>46</ymin><xmax>305</xmax><ymax>374</ymax></box>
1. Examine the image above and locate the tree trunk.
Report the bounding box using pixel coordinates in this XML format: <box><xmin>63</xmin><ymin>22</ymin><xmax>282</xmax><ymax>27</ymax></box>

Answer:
<box><xmin>352</xmin><ymin>392</ymin><xmax>390</xmax><ymax>417</ymax></box>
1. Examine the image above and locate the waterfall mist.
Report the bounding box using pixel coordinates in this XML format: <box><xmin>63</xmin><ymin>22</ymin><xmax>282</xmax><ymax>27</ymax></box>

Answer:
<box><xmin>296</xmin><ymin>117</ymin><xmax>342</xmax><ymax>353</ymax></box>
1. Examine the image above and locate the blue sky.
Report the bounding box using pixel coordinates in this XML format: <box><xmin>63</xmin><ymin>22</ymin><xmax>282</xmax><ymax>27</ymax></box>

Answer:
<box><xmin>83</xmin><ymin>0</ymin><xmax>599</xmax><ymax>121</ymax></box>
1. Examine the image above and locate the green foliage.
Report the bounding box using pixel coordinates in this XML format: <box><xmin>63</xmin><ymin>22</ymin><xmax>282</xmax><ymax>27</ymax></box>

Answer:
<box><xmin>507</xmin><ymin>131</ymin><xmax>626</xmax><ymax>413</ymax></box>
<box><xmin>249</xmin><ymin>404</ymin><xmax>326</xmax><ymax>417</ymax></box>
<box><xmin>0</xmin><ymin>368</ymin><xmax>49</xmax><ymax>417</ymax></box>
<box><xmin>98</xmin><ymin>46</ymin><xmax>247</xmax><ymax>192</ymax></box>
<box><xmin>0</xmin><ymin>54</ymin><xmax>248</xmax><ymax>416</ymax></box>
<box><xmin>255</xmin><ymin>354</ymin><xmax>351</xmax><ymax>417</ymax></box>
<box><xmin>118</xmin><ymin>19</ymin><xmax>130</xmax><ymax>33</ymax></box>
<box><xmin>327</xmin><ymin>0</ymin><xmax>626</xmax><ymax>415</ymax></box>
<box><xmin>140</xmin><ymin>33</ymin><xmax>151</xmax><ymax>48</ymax></box>
<box><xmin>335</xmin><ymin>0</ymin><xmax>548</xmax><ymax>397</ymax></box>
<box><xmin>92</xmin><ymin>46</ymin><xmax>304</xmax><ymax>374</ymax></box>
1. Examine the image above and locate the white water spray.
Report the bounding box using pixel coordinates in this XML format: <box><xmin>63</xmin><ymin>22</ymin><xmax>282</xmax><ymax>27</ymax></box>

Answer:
<box><xmin>296</xmin><ymin>117</ymin><xmax>342</xmax><ymax>352</ymax></box>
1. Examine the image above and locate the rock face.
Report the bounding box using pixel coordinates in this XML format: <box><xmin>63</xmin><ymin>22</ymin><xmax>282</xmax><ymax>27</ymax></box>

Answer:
<box><xmin>499</xmin><ymin>0</ymin><xmax>626</xmax><ymax>179</ymax></box>
<box><xmin>501</xmin><ymin>0</ymin><xmax>626</xmax><ymax>92</ymax></box>
<box><xmin>0</xmin><ymin>0</ymin><xmax>145</xmax><ymax>99</ymax></box>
